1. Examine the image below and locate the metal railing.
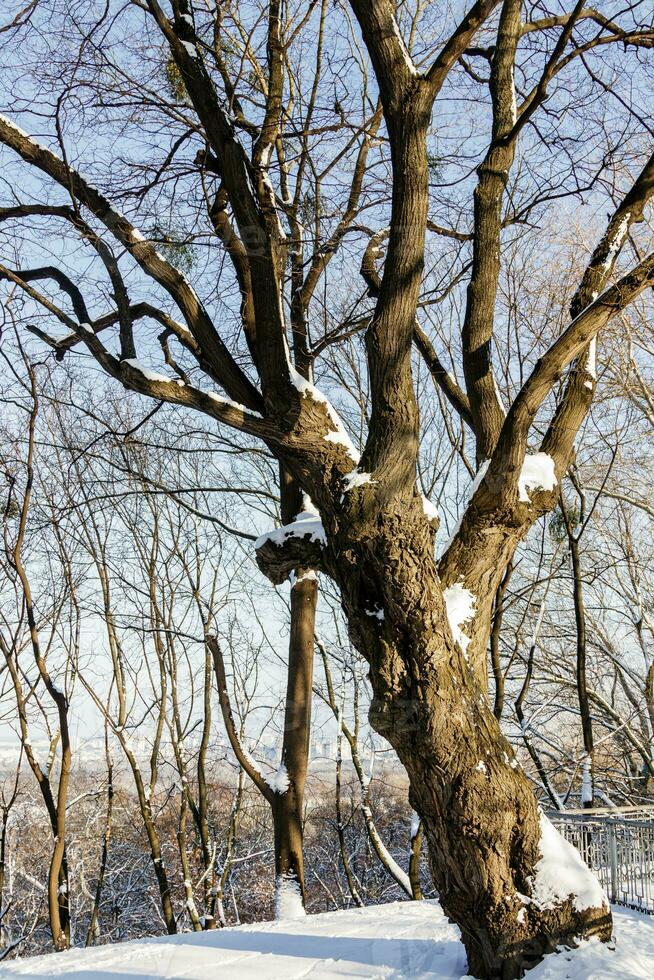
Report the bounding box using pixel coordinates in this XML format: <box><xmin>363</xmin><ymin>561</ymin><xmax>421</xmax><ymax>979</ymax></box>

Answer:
<box><xmin>548</xmin><ymin>810</ymin><xmax>654</xmax><ymax>914</ymax></box>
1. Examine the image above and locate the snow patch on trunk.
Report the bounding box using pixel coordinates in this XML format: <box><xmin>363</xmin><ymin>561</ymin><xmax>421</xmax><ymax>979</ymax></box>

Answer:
<box><xmin>508</xmin><ymin>63</ymin><xmax>517</xmax><ymax>126</ymax></box>
<box><xmin>266</xmin><ymin>763</ymin><xmax>290</xmax><ymax>795</ymax></box>
<box><xmin>421</xmin><ymin>494</ymin><xmax>439</xmax><ymax>523</ymax></box>
<box><xmin>585</xmin><ymin>337</ymin><xmax>597</xmax><ymax>379</ymax></box>
<box><xmin>581</xmin><ymin>755</ymin><xmax>593</xmax><ymax>805</ymax></box>
<box><xmin>342</xmin><ymin>469</ymin><xmax>375</xmax><ymax>493</ymax></box>
<box><xmin>288</xmin><ymin>366</ymin><xmax>359</xmax><ymax>464</ymax></box>
<box><xmin>179</xmin><ymin>40</ymin><xmax>198</xmax><ymax>58</ymax></box>
<box><xmin>301</xmin><ymin>493</ymin><xmax>319</xmax><ymax>515</ymax></box>
<box><xmin>274</xmin><ymin>874</ymin><xmax>305</xmax><ymax>920</ymax></box>
<box><xmin>389</xmin><ymin>15</ymin><xmax>417</xmax><ymax>75</ymax></box>
<box><xmin>290</xmin><ymin>569</ymin><xmax>318</xmax><ymax>589</ymax></box>
<box><xmin>601</xmin><ymin>212</ymin><xmax>631</xmax><ymax>269</ymax></box>
<box><xmin>443</xmin><ymin>583</ymin><xmax>476</xmax><ymax>654</ymax></box>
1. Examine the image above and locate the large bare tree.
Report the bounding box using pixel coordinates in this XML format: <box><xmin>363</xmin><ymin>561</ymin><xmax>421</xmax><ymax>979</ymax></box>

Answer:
<box><xmin>1</xmin><ymin>1</ymin><xmax>654</xmax><ymax>975</ymax></box>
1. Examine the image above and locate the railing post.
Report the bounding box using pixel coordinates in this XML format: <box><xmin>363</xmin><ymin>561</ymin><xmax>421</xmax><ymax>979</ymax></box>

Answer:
<box><xmin>607</xmin><ymin>822</ymin><xmax>619</xmax><ymax>904</ymax></box>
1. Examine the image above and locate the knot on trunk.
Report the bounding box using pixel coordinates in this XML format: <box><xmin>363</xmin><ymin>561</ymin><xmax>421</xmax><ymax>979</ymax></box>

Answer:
<box><xmin>255</xmin><ymin>510</ymin><xmax>326</xmax><ymax>585</ymax></box>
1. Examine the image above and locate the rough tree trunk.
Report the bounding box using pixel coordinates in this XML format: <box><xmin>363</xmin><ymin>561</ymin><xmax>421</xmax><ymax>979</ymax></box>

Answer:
<box><xmin>216</xmin><ymin>465</ymin><xmax>318</xmax><ymax>920</ymax></box>
<box><xmin>323</xmin><ymin>494</ymin><xmax>610</xmax><ymax>979</ymax></box>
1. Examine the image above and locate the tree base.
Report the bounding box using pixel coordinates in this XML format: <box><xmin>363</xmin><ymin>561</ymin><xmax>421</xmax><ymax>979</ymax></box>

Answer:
<box><xmin>463</xmin><ymin>899</ymin><xmax>612</xmax><ymax>979</ymax></box>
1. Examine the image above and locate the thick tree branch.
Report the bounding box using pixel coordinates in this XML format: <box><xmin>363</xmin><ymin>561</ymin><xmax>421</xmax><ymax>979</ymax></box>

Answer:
<box><xmin>0</xmin><ymin>263</ymin><xmax>275</xmax><ymax>440</ymax></box>
<box><xmin>360</xmin><ymin>225</ymin><xmax>474</xmax><ymax>431</ymax></box>
<box><xmin>0</xmin><ymin>265</ymin><xmax>90</xmax><ymax>322</ymax></box>
<box><xmin>413</xmin><ymin>322</ymin><xmax>474</xmax><ymax>429</ymax></box>
<box><xmin>542</xmin><ymin>150</ymin><xmax>654</xmax><ymax>467</ymax></box>
<box><xmin>347</xmin><ymin>0</ymin><xmax>418</xmax><ymax>109</ymax></box>
<box><xmin>522</xmin><ymin>8</ymin><xmax>654</xmax><ymax>49</ymax></box>
<box><xmin>0</xmin><ymin>115</ymin><xmax>263</xmax><ymax>412</ymax></box>
<box><xmin>460</xmin><ymin>0</ymin><xmax>520</xmax><ymax>461</ymax></box>
<box><xmin>424</xmin><ymin>0</ymin><xmax>502</xmax><ymax>98</ymax></box>
<box><xmin>486</xmin><ymin>251</ymin><xmax>654</xmax><ymax>506</ymax></box>
<box><xmin>53</xmin><ymin>303</ymin><xmax>198</xmax><ymax>359</ymax></box>
<box><xmin>147</xmin><ymin>0</ymin><xmax>293</xmax><ymax>408</ymax></box>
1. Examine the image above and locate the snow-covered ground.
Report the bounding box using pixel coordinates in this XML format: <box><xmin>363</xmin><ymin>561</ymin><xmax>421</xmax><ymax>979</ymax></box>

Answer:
<box><xmin>1</xmin><ymin>900</ymin><xmax>652</xmax><ymax>980</ymax></box>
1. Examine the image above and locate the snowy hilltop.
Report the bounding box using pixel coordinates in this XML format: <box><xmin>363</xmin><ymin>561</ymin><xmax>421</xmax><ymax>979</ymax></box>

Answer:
<box><xmin>1</xmin><ymin>900</ymin><xmax>652</xmax><ymax>980</ymax></box>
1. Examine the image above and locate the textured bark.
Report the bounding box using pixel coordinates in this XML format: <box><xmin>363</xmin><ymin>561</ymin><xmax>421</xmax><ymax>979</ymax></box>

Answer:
<box><xmin>255</xmin><ymin>533</ymin><xmax>325</xmax><ymax>586</ymax></box>
<box><xmin>460</xmin><ymin>0</ymin><xmax>520</xmax><ymax>461</ymax></box>
<box><xmin>308</xmin><ymin>484</ymin><xmax>611</xmax><ymax>979</ymax></box>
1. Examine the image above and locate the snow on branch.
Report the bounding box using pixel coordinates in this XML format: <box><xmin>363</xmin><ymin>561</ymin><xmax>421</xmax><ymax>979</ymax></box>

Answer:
<box><xmin>121</xmin><ymin>358</ymin><xmax>184</xmax><ymax>386</ymax></box>
<box><xmin>360</xmin><ymin>803</ymin><xmax>412</xmax><ymax>898</ymax></box>
<box><xmin>113</xmin><ymin>358</ymin><xmax>273</xmax><ymax>437</ymax></box>
<box><xmin>209</xmin><ymin>640</ymin><xmax>292</xmax><ymax>803</ymax></box>
<box><xmin>517</xmin><ymin>452</ymin><xmax>557</xmax><ymax>503</ymax></box>
<box><xmin>287</xmin><ymin>364</ymin><xmax>360</xmax><ymax>465</ymax></box>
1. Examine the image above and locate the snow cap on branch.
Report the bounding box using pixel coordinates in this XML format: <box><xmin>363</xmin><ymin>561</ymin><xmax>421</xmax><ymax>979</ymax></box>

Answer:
<box><xmin>518</xmin><ymin>453</ymin><xmax>557</xmax><ymax>503</ymax></box>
